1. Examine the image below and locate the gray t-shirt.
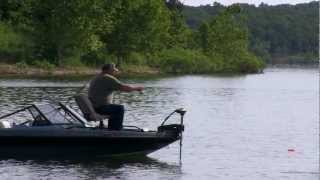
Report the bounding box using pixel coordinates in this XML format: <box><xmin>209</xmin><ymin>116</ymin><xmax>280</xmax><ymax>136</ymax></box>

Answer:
<box><xmin>88</xmin><ymin>73</ymin><xmax>123</xmax><ymax>108</ymax></box>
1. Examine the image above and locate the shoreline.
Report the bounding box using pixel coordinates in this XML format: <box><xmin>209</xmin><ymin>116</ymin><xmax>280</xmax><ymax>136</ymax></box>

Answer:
<box><xmin>0</xmin><ymin>63</ymin><xmax>162</xmax><ymax>79</ymax></box>
<box><xmin>0</xmin><ymin>63</ymin><xmax>317</xmax><ymax>79</ymax></box>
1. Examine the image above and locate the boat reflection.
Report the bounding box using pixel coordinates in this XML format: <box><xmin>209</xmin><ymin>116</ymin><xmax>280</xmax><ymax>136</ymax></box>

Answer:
<box><xmin>0</xmin><ymin>155</ymin><xmax>182</xmax><ymax>179</ymax></box>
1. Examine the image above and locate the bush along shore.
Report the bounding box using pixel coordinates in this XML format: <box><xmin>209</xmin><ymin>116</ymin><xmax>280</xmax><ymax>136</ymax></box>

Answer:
<box><xmin>0</xmin><ymin>63</ymin><xmax>162</xmax><ymax>78</ymax></box>
<box><xmin>0</xmin><ymin>1</ymin><xmax>267</xmax><ymax>75</ymax></box>
<box><xmin>0</xmin><ymin>57</ymin><xmax>264</xmax><ymax>78</ymax></box>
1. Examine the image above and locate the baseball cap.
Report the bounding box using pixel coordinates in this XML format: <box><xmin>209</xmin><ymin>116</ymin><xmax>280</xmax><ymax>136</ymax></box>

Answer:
<box><xmin>102</xmin><ymin>63</ymin><xmax>119</xmax><ymax>72</ymax></box>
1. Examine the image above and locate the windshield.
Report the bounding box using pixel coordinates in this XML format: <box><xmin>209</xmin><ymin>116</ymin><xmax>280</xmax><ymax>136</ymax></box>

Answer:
<box><xmin>34</xmin><ymin>103</ymin><xmax>83</xmax><ymax>126</ymax></box>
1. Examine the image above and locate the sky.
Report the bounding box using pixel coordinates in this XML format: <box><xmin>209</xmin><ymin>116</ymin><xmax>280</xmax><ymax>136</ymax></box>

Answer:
<box><xmin>182</xmin><ymin>0</ymin><xmax>315</xmax><ymax>6</ymax></box>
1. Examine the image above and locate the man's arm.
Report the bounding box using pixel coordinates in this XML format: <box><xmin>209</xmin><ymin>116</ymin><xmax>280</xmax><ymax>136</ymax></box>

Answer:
<box><xmin>120</xmin><ymin>84</ymin><xmax>144</xmax><ymax>92</ymax></box>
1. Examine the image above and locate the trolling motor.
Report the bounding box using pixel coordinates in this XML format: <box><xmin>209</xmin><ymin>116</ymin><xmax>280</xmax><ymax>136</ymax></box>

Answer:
<box><xmin>158</xmin><ymin>108</ymin><xmax>186</xmax><ymax>133</ymax></box>
<box><xmin>158</xmin><ymin>108</ymin><xmax>186</xmax><ymax>164</ymax></box>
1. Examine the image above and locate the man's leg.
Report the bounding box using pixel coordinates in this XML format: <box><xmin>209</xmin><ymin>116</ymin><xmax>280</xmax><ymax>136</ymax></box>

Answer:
<box><xmin>95</xmin><ymin>104</ymin><xmax>124</xmax><ymax>130</ymax></box>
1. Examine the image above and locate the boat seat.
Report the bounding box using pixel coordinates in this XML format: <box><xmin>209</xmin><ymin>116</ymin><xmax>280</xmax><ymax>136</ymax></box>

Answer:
<box><xmin>74</xmin><ymin>94</ymin><xmax>109</xmax><ymax>122</ymax></box>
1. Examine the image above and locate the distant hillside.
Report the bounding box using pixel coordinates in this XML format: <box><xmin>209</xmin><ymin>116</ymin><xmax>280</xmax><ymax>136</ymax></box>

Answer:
<box><xmin>182</xmin><ymin>1</ymin><xmax>319</xmax><ymax>63</ymax></box>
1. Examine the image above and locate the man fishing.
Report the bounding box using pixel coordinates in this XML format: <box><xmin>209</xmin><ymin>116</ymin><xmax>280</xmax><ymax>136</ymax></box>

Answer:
<box><xmin>88</xmin><ymin>63</ymin><xmax>143</xmax><ymax>130</ymax></box>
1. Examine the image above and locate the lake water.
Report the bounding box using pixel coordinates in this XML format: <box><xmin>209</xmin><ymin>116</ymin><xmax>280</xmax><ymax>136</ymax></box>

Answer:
<box><xmin>0</xmin><ymin>67</ymin><xmax>318</xmax><ymax>180</ymax></box>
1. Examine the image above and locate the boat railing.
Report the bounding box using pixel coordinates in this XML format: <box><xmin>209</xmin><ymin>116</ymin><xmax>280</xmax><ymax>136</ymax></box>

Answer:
<box><xmin>0</xmin><ymin>106</ymin><xmax>33</xmax><ymax>120</ymax></box>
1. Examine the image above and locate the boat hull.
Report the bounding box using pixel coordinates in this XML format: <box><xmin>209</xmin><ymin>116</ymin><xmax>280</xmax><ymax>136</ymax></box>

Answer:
<box><xmin>0</xmin><ymin>127</ymin><xmax>180</xmax><ymax>158</ymax></box>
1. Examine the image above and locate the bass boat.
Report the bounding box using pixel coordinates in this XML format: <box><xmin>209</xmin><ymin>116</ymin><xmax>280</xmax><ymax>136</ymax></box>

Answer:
<box><xmin>0</xmin><ymin>96</ymin><xmax>185</xmax><ymax>158</ymax></box>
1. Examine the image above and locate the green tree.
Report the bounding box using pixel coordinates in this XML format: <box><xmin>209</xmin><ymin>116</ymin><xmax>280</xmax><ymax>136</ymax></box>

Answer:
<box><xmin>102</xmin><ymin>0</ymin><xmax>170</xmax><ymax>66</ymax></box>
<box><xmin>164</xmin><ymin>0</ymin><xmax>194</xmax><ymax>49</ymax></box>
<box><xmin>198</xmin><ymin>6</ymin><xmax>245</xmax><ymax>56</ymax></box>
<box><xmin>27</xmin><ymin>0</ymin><xmax>112</xmax><ymax>66</ymax></box>
<box><xmin>198</xmin><ymin>5</ymin><xmax>263</xmax><ymax>72</ymax></box>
